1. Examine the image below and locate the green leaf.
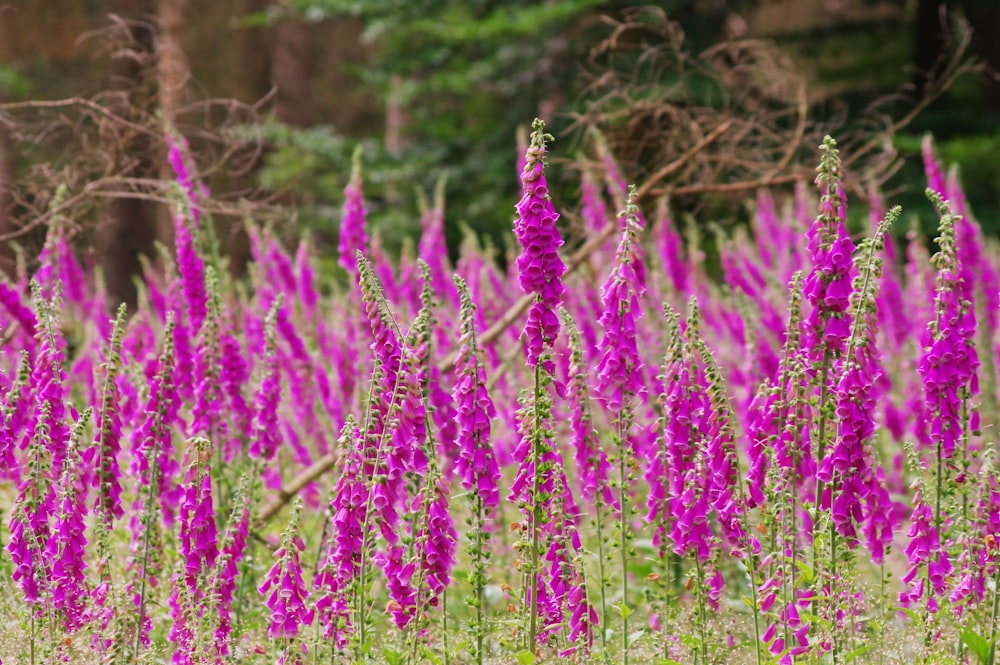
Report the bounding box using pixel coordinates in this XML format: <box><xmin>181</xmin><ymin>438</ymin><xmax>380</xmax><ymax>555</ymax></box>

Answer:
<box><xmin>515</xmin><ymin>649</ymin><xmax>537</xmax><ymax>665</ymax></box>
<box><xmin>792</xmin><ymin>559</ymin><xmax>816</xmax><ymax>586</ymax></box>
<box><xmin>418</xmin><ymin>646</ymin><xmax>442</xmax><ymax>665</ymax></box>
<box><xmin>677</xmin><ymin>634</ymin><xmax>703</xmax><ymax>650</ymax></box>
<box><xmin>844</xmin><ymin>644</ymin><xmax>874</xmax><ymax>662</ymax></box>
<box><xmin>960</xmin><ymin>627</ymin><xmax>994</xmax><ymax>664</ymax></box>
<box><xmin>615</xmin><ymin>601</ymin><xmax>633</xmax><ymax>620</ymax></box>
<box><xmin>383</xmin><ymin>646</ymin><xmax>403</xmax><ymax>665</ymax></box>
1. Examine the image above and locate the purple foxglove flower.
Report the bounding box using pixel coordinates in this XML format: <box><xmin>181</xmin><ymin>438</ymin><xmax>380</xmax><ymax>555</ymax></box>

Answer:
<box><xmin>380</xmin><ymin>545</ymin><xmax>417</xmax><ymax>629</ymax></box>
<box><xmin>0</xmin><ymin>282</ymin><xmax>37</xmax><ymax>353</ymax></box>
<box><xmin>93</xmin><ymin>306</ymin><xmax>128</xmax><ymax>528</ymax></box>
<box><xmin>8</xmin><ymin>400</ymin><xmax>57</xmax><ymax>606</ymax></box>
<box><xmin>295</xmin><ymin>239</ymin><xmax>319</xmax><ymax>319</ymax></box>
<box><xmin>358</xmin><ymin>255</ymin><xmax>428</xmax><ymax>545</ymax></box>
<box><xmin>596</xmin><ymin>190</ymin><xmax>646</xmax><ymax>413</ymax></box>
<box><xmin>514</xmin><ymin>119</ymin><xmax>566</xmax><ymax>370</ymax></box>
<box><xmin>453</xmin><ymin>277</ymin><xmax>501</xmax><ymax>510</ymax></box>
<box><xmin>315</xmin><ymin>419</ymin><xmax>365</xmax><ymax>645</ymax></box>
<box><xmin>177</xmin><ymin>449</ymin><xmax>218</xmax><ymax>593</ymax></box>
<box><xmin>46</xmin><ymin>420</ymin><xmax>91</xmax><ymax>633</ymax></box>
<box><xmin>801</xmin><ymin>139</ymin><xmax>856</xmax><ymax>365</ymax></box>
<box><xmin>563</xmin><ymin>310</ymin><xmax>613</xmax><ymax>508</ymax></box>
<box><xmin>916</xmin><ymin>195</ymin><xmax>979</xmax><ymax>459</ymax></box>
<box><xmin>218</xmin><ymin>328</ymin><xmax>251</xmax><ymax>461</ymax></box>
<box><xmin>418</xmin><ymin>194</ymin><xmax>459</xmax><ymax>310</ymax></box>
<box><xmin>419</xmin><ymin>480</ymin><xmax>458</xmax><ymax>599</ymax></box>
<box><xmin>338</xmin><ymin>150</ymin><xmax>369</xmax><ymax>279</ymax></box>
<box><xmin>130</xmin><ymin>315</ymin><xmax>182</xmax><ymax>526</ymax></box>
<box><xmin>259</xmin><ymin>501</ymin><xmax>314</xmax><ymax>639</ymax></box>
<box><xmin>249</xmin><ymin>301</ymin><xmax>283</xmax><ymax>462</ymax></box>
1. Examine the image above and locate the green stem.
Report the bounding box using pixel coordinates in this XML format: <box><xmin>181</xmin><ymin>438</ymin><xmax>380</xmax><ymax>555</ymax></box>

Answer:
<box><xmin>595</xmin><ymin>494</ymin><xmax>609</xmax><ymax>657</ymax></box>
<box><xmin>133</xmin><ymin>431</ymin><xmax>163</xmax><ymax>663</ymax></box>
<box><xmin>812</xmin><ymin>346</ymin><xmax>833</xmax><ymax>575</ymax></box>
<box><xmin>990</xmin><ymin>559</ymin><xmax>1000</xmax><ymax>663</ymax></box>
<box><xmin>935</xmin><ymin>440</ymin><xmax>943</xmax><ymax>542</ymax></box>
<box><xmin>696</xmin><ymin>558</ymin><xmax>708</xmax><ymax>665</ymax></box>
<box><xmin>830</xmin><ymin>475</ymin><xmax>839</xmax><ymax>665</ymax></box>
<box><xmin>618</xmin><ymin>416</ymin><xmax>630</xmax><ymax>665</ymax></box>
<box><xmin>528</xmin><ymin>360</ymin><xmax>542</xmax><ymax>657</ymax></box>
<box><xmin>475</xmin><ymin>493</ymin><xmax>485</xmax><ymax>665</ymax></box>
<box><xmin>443</xmin><ymin>586</ymin><xmax>449</xmax><ymax>665</ymax></box>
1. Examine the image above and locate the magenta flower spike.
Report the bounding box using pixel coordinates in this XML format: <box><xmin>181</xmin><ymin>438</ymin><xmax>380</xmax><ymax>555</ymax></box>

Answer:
<box><xmin>218</xmin><ymin>326</ymin><xmax>251</xmax><ymax>462</ymax></box>
<box><xmin>802</xmin><ymin>138</ymin><xmax>856</xmax><ymax>365</ymax></box>
<box><xmin>596</xmin><ymin>186</ymin><xmax>646</xmax><ymax>414</ymax></box>
<box><xmin>580</xmin><ymin>170</ymin><xmax>611</xmax><ymax>235</ymax></box>
<box><xmin>259</xmin><ymin>499</ymin><xmax>314</xmax><ymax>641</ymax></box>
<box><xmin>0</xmin><ymin>353</ymin><xmax>32</xmax><ymax>480</ymax></box>
<box><xmin>315</xmin><ymin>419</ymin><xmax>365</xmax><ymax>646</ymax></box>
<box><xmin>46</xmin><ymin>412</ymin><xmax>93</xmax><ymax>633</ymax></box>
<box><xmin>249</xmin><ymin>299</ymin><xmax>283</xmax><ymax>462</ymax></box>
<box><xmin>562</xmin><ymin>309</ymin><xmax>613</xmax><ymax>508</ymax></box>
<box><xmin>294</xmin><ymin>238</ymin><xmax>319</xmax><ymax>320</ymax></box>
<box><xmin>453</xmin><ymin>277</ymin><xmax>501</xmax><ymax>510</ymax></box>
<box><xmin>167</xmin><ymin>134</ymin><xmax>209</xmax><ymax>220</ymax></box>
<box><xmin>419</xmin><ymin>480</ymin><xmax>458</xmax><ymax>600</ymax></box>
<box><xmin>817</xmin><ymin>210</ymin><xmax>900</xmax><ymax>562</ymax></box>
<box><xmin>211</xmin><ymin>475</ymin><xmax>252</xmax><ymax>658</ymax></box>
<box><xmin>130</xmin><ymin>314</ymin><xmax>182</xmax><ymax>526</ymax></box>
<box><xmin>177</xmin><ymin>440</ymin><xmax>219</xmax><ymax>594</ymax></box>
<box><xmin>0</xmin><ymin>282</ymin><xmax>37</xmax><ymax>355</ymax></box>
<box><xmin>94</xmin><ymin>304</ymin><xmax>128</xmax><ymax>528</ymax></box>
<box><xmin>916</xmin><ymin>193</ymin><xmax>979</xmax><ymax>460</ymax></box>
<box><xmin>339</xmin><ymin>147</ymin><xmax>370</xmax><ymax>280</ymax></box>
<box><xmin>514</xmin><ymin>119</ymin><xmax>566</xmax><ymax>371</ymax></box>
<box><xmin>170</xmin><ymin>192</ymin><xmax>207</xmax><ymax>336</ymax></box>
<box><xmin>418</xmin><ymin>180</ymin><xmax>459</xmax><ymax>311</ymax></box>
<box><xmin>9</xmin><ymin>393</ymin><xmax>61</xmax><ymax>607</ymax></box>
<box><xmin>921</xmin><ymin>134</ymin><xmax>946</xmax><ymax>199</ymax></box>
<box><xmin>24</xmin><ymin>284</ymin><xmax>71</xmax><ymax>482</ymax></box>
<box><xmin>652</xmin><ymin>202</ymin><xmax>689</xmax><ymax>298</ymax></box>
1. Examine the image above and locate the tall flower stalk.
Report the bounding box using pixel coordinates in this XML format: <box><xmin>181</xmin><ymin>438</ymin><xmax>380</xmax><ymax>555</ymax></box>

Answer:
<box><xmin>453</xmin><ymin>275</ymin><xmax>501</xmax><ymax>665</ymax></box>
<box><xmin>596</xmin><ymin>185</ymin><xmax>645</xmax><ymax>665</ymax></box>
<box><xmin>259</xmin><ymin>498</ymin><xmax>313</xmax><ymax>665</ymax></box>
<box><xmin>511</xmin><ymin>118</ymin><xmax>566</xmax><ymax>656</ymax></box>
<box><xmin>563</xmin><ymin>308</ymin><xmax>612</xmax><ymax>655</ymax></box>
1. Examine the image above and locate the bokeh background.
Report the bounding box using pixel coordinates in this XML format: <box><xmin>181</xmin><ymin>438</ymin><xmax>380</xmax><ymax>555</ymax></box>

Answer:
<box><xmin>1</xmin><ymin>0</ymin><xmax>998</xmax><ymax>308</ymax></box>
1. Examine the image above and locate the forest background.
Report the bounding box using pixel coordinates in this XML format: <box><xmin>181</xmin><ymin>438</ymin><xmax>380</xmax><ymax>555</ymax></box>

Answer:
<box><xmin>1</xmin><ymin>0</ymin><xmax>999</xmax><ymax>308</ymax></box>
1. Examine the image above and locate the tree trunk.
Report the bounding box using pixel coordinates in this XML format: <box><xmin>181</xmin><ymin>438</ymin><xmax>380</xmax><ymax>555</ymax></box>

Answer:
<box><xmin>962</xmin><ymin>0</ymin><xmax>1000</xmax><ymax>111</ymax></box>
<box><xmin>100</xmin><ymin>0</ymin><xmax>160</xmax><ymax>310</ymax></box>
<box><xmin>913</xmin><ymin>0</ymin><xmax>951</xmax><ymax>97</ymax></box>
<box><xmin>0</xmin><ymin>17</ymin><xmax>16</xmax><ymax>278</ymax></box>
<box><xmin>272</xmin><ymin>17</ymin><xmax>313</xmax><ymax>127</ymax></box>
<box><xmin>158</xmin><ymin>0</ymin><xmax>189</xmax><ymax>126</ymax></box>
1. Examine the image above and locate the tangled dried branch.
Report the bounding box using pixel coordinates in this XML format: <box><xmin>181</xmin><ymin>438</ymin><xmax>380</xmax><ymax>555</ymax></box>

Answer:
<box><xmin>0</xmin><ymin>14</ymin><xmax>279</xmax><ymax>258</ymax></box>
<box><xmin>567</xmin><ymin>6</ymin><xmax>979</xmax><ymax>210</ymax></box>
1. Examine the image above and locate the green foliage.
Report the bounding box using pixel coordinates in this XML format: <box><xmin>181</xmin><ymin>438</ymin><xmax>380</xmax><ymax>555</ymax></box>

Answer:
<box><xmin>0</xmin><ymin>64</ymin><xmax>31</xmax><ymax>98</ymax></box>
<box><xmin>254</xmin><ymin>0</ymin><xmax>738</xmax><ymax>258</ymax></box>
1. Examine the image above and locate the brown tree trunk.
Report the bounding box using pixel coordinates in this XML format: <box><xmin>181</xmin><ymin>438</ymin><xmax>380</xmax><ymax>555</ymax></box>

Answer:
<box><xmin>100</xmin><ymin>0</ymin><xmax>160</xmax><ymax>310</ymax></box>
<box><xmin>913</xmin><ymin>0</ymin><xmax>952</xmax><ymax>97</ymax></box>
<box><xmin>272</xmin><ymin>17</ymin><xmax>313</xmax><ymax>127</ymax></box>
<box><xmin>157</xmin><ymin>0</ymin><xmax>189</xmax><ymax>126</ymax></box>
<box><xmin>0</xmin><ymin>15</ymin><xmax>16</xmax><ymax>278</ymax></box>
<box><xmin>962</xmin><ymin>0</ymin><xmax>1000</xmax><ymax>111</ymax></box>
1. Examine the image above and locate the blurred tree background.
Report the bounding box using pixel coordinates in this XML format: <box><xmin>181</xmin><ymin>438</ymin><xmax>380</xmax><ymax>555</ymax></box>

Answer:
<box><xmin>1</xmin><ymin>0</ymin><xmax>998</xmax><ymax>307</ymax></box>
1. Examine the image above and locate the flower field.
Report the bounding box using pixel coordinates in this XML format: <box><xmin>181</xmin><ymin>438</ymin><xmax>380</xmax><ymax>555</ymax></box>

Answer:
<box><xmin>0</xmin><ymin>119</ymin><xmax>996</xmax><ymax>665</ymax></box>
